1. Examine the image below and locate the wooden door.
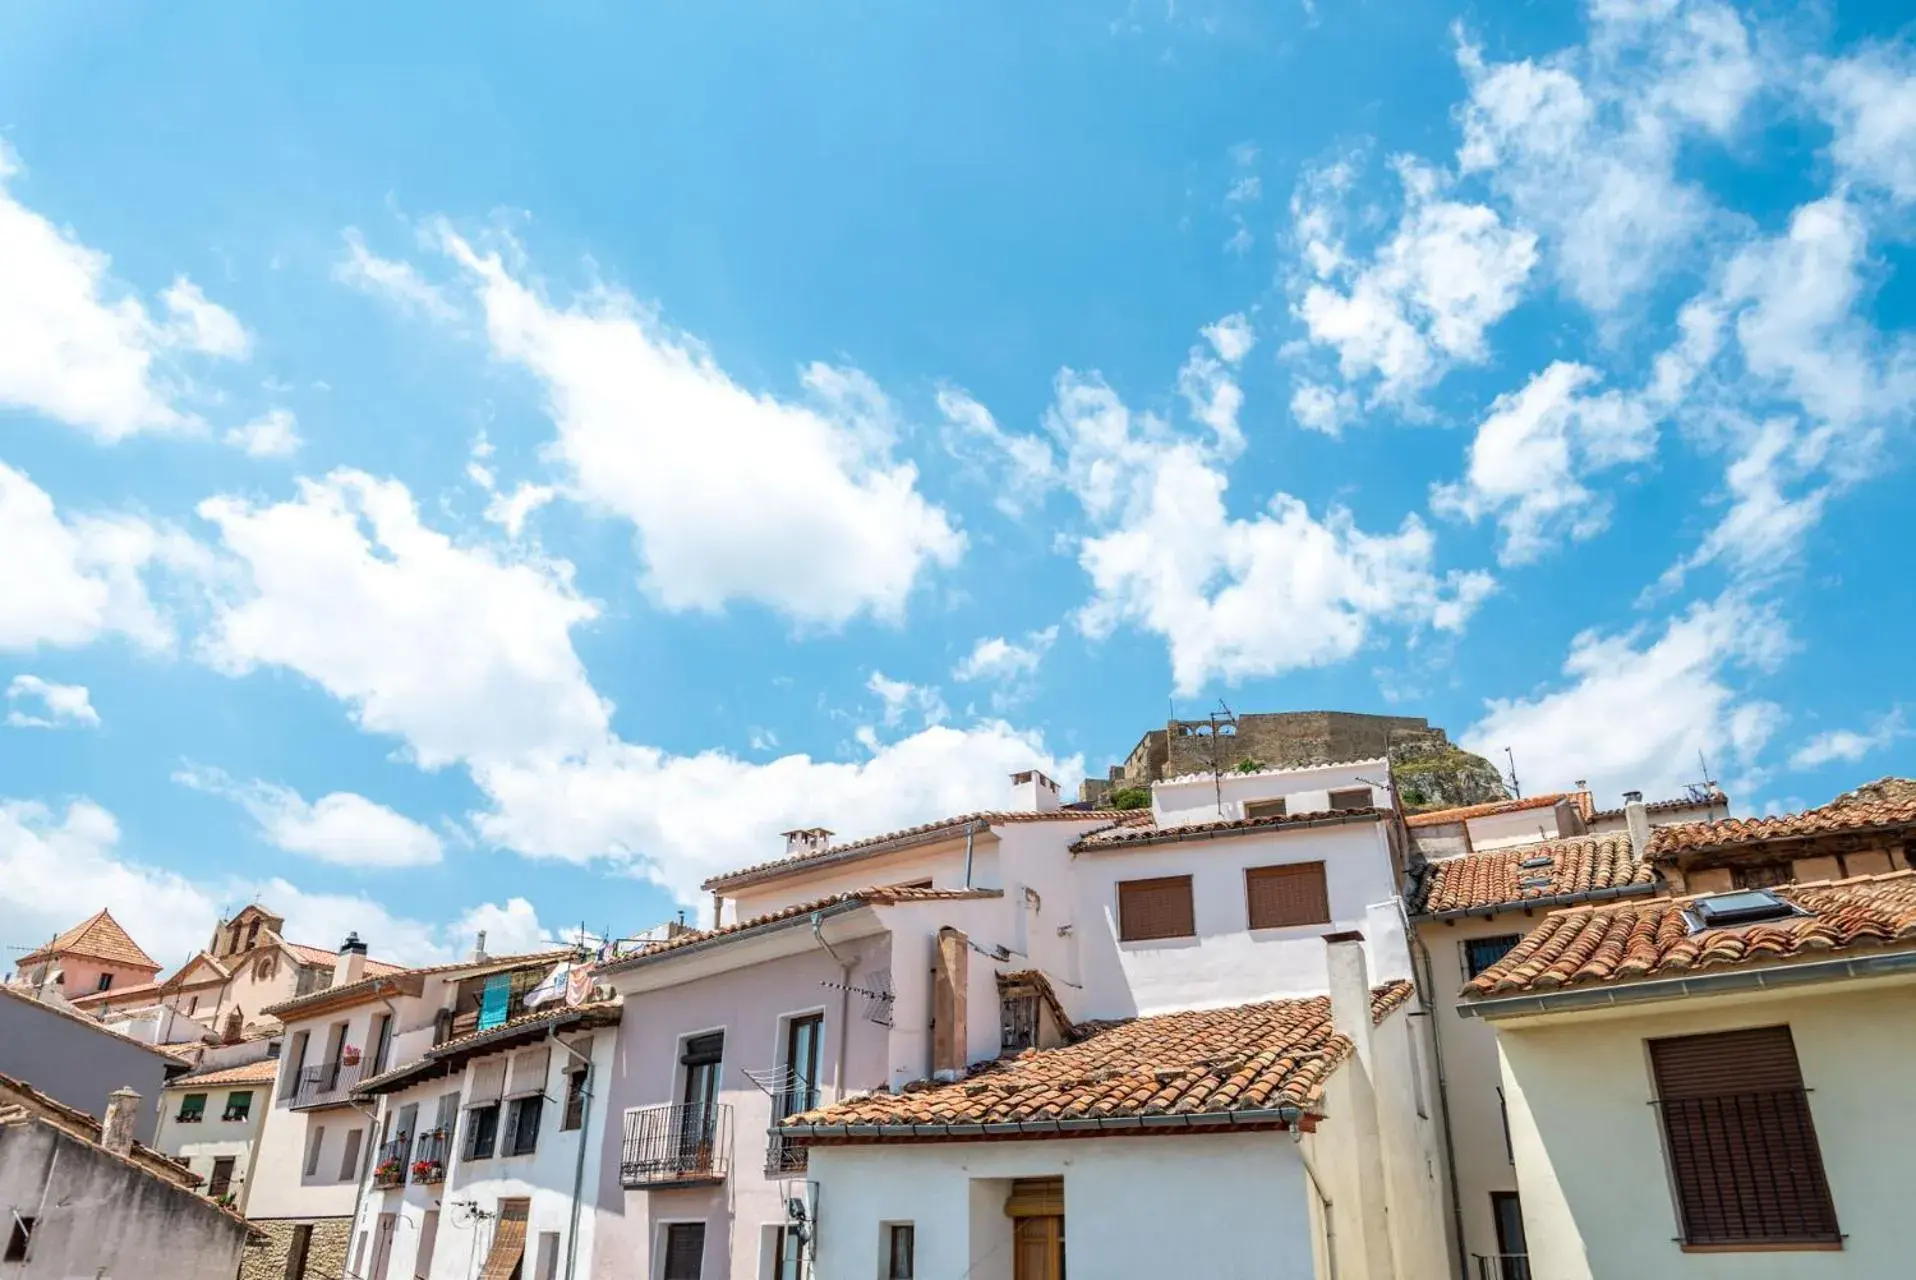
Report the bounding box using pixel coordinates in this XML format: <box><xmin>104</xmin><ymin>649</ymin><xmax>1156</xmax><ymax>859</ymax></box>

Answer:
<box><xmin>1013</xmin><ymin>1216</ymin><xmax>1063</xmax><ymax>1280</ymax></box>
<box><xmin>369</xmin><ymin>1213</ymin><xmax>397</xmax><ymax>1280</ymax></box>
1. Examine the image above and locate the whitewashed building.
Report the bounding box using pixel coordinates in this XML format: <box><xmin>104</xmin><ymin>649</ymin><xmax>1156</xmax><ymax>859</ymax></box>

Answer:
<box><xmin>151</xmin><ymin>1052</ymin><xmax>281</xmax><ymax>1211</ymax></box>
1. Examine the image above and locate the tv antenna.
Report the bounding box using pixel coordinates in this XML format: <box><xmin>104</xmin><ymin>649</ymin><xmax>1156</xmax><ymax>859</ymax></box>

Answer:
<box><xmin>1503</xmin><ymin>748</ymin><xmax>1522</xmax><ymax>800</ymax></box>
<box><xmin>1191</xmin><ymin>699</ymin><xmax>1240</xmax><ymax>815</ymax></box>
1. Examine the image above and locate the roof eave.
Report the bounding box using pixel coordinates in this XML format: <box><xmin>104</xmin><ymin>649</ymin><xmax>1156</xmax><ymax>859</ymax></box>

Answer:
<box><xmin>702</xmin><ymin>819</ymin><xmax>993</xmax><ymax>894</ymax></box>
<box><xmin>777</xmin><ymin>1104</ymin><xmax>1313</xmax><ymax>1144</ymax></box>
<box><xmin>1410</xmin><ymin>878</ymin><xmax>1659</xmax><ymax>922</ymax></box>
<box><xmin>600</xmin><ymin>898</ymin><xmax>873</xmax><ymax>975</ymax></box>
<box><xmin>1072</xmin><ymin>808</ymin><xmax>1384</xmax><ymax>853</ymax></box>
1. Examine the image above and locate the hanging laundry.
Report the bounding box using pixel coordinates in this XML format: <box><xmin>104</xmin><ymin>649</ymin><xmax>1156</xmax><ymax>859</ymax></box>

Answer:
<box><xmin>478</xmin><ymin>972</ymin><xmax>512</xmax><ymax>1029</ymax></box>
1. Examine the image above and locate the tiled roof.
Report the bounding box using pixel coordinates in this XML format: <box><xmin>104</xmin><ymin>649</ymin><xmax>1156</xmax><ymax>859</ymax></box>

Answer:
<box><xmin>0</xmin><ymin>983</ymin><xmax>192</xmax><ymax>1065</ymax></box>
<box><xmin>17</xmin><ymin>909</ymin><xmax>160</xmax><ymax>971</ymax></box>
<box><xmin>355</xmin><ymin>1001</ymin><xmax>622</xmax><ymax>1096</ymax></box>
<box><xmin>260</xmin><ymin>949</ymin><xmax>567</xmax><ymax>1019</ymax></box>
<box><xmin>1463</xmin><ymin>871</ymin><xmax>1916</xmax><ymax>1000</ymax></box>
<box><xmin>282</xmin><ymin>942</ymin><xmax>406</xmax><ymax>974</ymax></box>
<box><xmin>159</xmin><ymin>953</ymin><xmax>232</xmax><ymax>991</ymax></box>
<box><xmin>170</xmin><ymin>1057</ymin><xmax>282</xmax><ymax>1087</ymax></box>
<box><xmin>0</xmin><ymin>1072</ymin><xmax>203</xmax><ymax>1193</ymax></box>
<box><xmin>781</xmin><ymin>982</ymin><xmax>1413</xmax><ymax>1139</ymax></box>
<box><xmin>1412</xmin><ymin>834</ymin><xmax>1657</xmax><ymax>917</ymax></box>
<box><xmin>1070</xmin><ymin>807</ymin><xmax>1385</xmax><ymax>851</ymax></box>
<box><xmin>601</xmin><ymin>887</ymin><xmax>1004</xmax><ymax>973</ymax></box>
<box><xmin>70</xmin><ymin>980</ymin><xmax>166</xmax><ymax>1009</ymax></box>
<box><xmin>1404</xmin><ymin>791</ymin><xmax>1591</xmax><ymax>829</ymax></box>
<box><xmin>703</xmin><ymin>810</ymin><xmax>1127</xmax><ymax>891</ymax></box>
<box><xmin>1587</xmin><ymin>791</ymin><xmax>1729</xmax><ymax>822</ymax></box>
<box><xmin>1646</xmin><ymin>789</ymin><xmax>1916</xmax><ymax>859</ymax></box>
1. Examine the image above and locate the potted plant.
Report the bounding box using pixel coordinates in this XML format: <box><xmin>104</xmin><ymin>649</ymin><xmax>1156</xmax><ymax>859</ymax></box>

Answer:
<box><xmin>410</xmin><ymin>1157</ymin><xmax>444</xmax><ymax>1184</ymax></box>
<box><xmin>341</xmin><ymin>1045</ymin><xmax>363</xmax><ymax>1067</ymax></box>
<box><xmin>373</xmin><ymin>1156</ymin><xmax>405</xmax><ymax>1187</ymax></box>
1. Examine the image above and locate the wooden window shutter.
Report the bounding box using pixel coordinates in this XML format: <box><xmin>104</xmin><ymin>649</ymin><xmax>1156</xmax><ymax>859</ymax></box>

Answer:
<box><xmin>1246</xmin><ymin>862</ymin><xmax>1331</xmax><ymax>930</ymax></box>
<box><xmin>1648</xmin><ymin>1026</ymin><xmax>1840</xmax><ymax>1246</ymax></box>
<box><xmin>662</xmin><ymin>1223</ymin><xmax>705</xmax><ymax>1280</ymax></box>
<box><xmin>478</xmin><ymin>1199</ymin><xmax>530</xmax><ymax>1280</ymax></box>
<box><xmin>1116</xmin><ymin>876</ymin><xmax>1194</xmax><ymax>942</ymax></box>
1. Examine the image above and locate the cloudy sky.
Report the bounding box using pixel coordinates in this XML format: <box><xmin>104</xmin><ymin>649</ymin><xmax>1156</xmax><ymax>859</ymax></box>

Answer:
<box><xmin>3</xmin><ymin>0</ymin><xmax>1911</xmax><ymax>970</ymax></box>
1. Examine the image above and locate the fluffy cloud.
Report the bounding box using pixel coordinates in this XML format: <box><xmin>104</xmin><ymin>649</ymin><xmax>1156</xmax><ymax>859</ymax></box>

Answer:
<box><xmin>1432</xmin><ymin>361</ymin><xmax>1655</xmax><ymax>563</ymax></box>
<box><xmin>1463</xmin><ymin>595</ymin><xmax>1788</xmax><ymax>803</ymax></box>
<box><xmin>1814</xmin><ymin>43</ymin><xmax>1916</xmax><ymax>204</ymax></box>
<box><xmin>865</xmin><ymin>671</ymin><xmax>949</xmax><ymax>730</ymax></box>
<box><xmin>1788</xmin><ymin>710</ymin><xmax>1908</xmax><ymax>772</ymax></box>
<box><xmin>1178</xmin><ymin>313</ymin><xmax>1255</xmax><ymax>451</ymax></box>
<box><xmin>196</xmin><ymin>469</ymin><xmax>610</xmax><ymax>769</ymax></box>
<box><xmin>938</xmin><ymin>387</ymin><xmax>1061</xmax><ymax>516</ymax></box>
<box><xmin>0</xmin><ymin>143</ymin><xmax>248</xmax><ymax>440</ymax></box>
<box><xmin>1292</xmin><ymin>159</ymin><xmax>1536</xmax><ymax>406</ymax></box>
<box><xmin>0</xmin><ymin>460</ymin><xmax>193</xmax><ymax>652</ymax></box>
<box><xmin>333</xmin><ymin>228</ymin><xmax>460</xmax><ymax>321</ymax></box>
<box><xmin>174</xmin><ymin>765</ymin><xmax>444</xmax><ymax>867</ymax></box>
<box><xmin>438</xmin><ymin>228</ymin><xmax>964</xmax><ymax>625</ymax></box>
<box><xmin>5</xmin><ymin>675</ymin><xmax>100</xmax><ymax>730</ymax></box>
<box><xmin>224</xmin><ymin>408</ymin><xmax>303</xmax><ymax>458</ymax></box>
<box><xmin>954</xmin><ymin>627</ymin><xmax>1059</xmax><ymax>685</ymax></box>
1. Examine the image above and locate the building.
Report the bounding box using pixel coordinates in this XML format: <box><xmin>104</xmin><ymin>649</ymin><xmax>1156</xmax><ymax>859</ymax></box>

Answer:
<box><xmin>1460</xmin><ymin>870</ymin><xmax>1916</xmax><ymax>1278</ymax></box>
<box><xmin>347</xmin><ymin>952</ymin><xmax>614</xmax><ymax>1280</ymax></box>
<box><xmin>0</xmin><ymin>1072</ymin><xmax>252</xmax><ymax>1279</ymax></box>
<box><xmin>152</xmin><ymin>1054</ymin><xmax>282</xmax><ymax>1212</ymax></box>
<box><xmin>0</xmin><ymin>981</ymin><xmax>186</xmax><ymax>1146</ymax></box>
<box><xmin>6</xmin><ymin>908</ymin><xmax>161</xmax><ymax>998</ymax></box>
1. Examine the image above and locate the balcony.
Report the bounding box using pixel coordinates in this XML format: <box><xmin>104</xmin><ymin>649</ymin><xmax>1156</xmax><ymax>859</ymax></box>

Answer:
<box><xmin>372</xmin><ymin>1135</ymin><xmax>410</xmax><ymax>1189</ymax></box>
<box><xmin>286</xmin><ymin>1061</ymin><xmax>365</xmax><ymax>1110</ymax></box>
<box><xmin>620</xmin><ymin>1103</ymin><xmax>732</xmax><ymax>1189</ymax></box>
<box><xmin>1473</xmin><ymin>1257</ymin><xmax>1530</xmax><ymax>1280</ymax></box>
<box><xmin>411</xmin><ymin>1128</ymin><xmax>451</xmax><ymax>1184</ymax></box>
<box><xmin>764</xmin><ymin>1130</ymin><xmax>808</xmax><ymax>1177</ymax></box>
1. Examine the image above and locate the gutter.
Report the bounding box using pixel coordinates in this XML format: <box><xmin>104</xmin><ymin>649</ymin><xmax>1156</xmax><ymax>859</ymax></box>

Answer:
<box><xmin>777</xmin><ymin>1105</ymin><xmax>1308</xmax><ymax>1141</ymax></box>
<box><xmin>599</xmin><ymin>898</ymin><xmax>869</xmax><ymax>975</ymax></box>
<box><xmin>1459</xmin><ymin>947</ymin><xmax>1916</xmax><ymax>1021</ymax></box>
<box><xmin>1073</xmin><ymin>809</ymin><xmax>1382</xmax><ymax>854</ymax></box>
<box><xmin>706</xmin><ymin>820</ymin><xmax>992</xmax><ymax>894</ymax></box>
<box><xmin>1410</xmin><ymin>880</ymin><xmax>1658</xmax><ymax>924</ymax></box>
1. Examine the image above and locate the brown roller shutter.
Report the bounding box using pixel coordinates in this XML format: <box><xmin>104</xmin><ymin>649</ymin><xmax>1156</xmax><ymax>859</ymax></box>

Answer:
<box><xmin>1246</xmin><ymin>862</ymin><xmax>1331</xmax><ymax>930</ymax></box>
<box><xmin>478</xmin><ymin>1198</ymin><xmax>530</xmax><ymax>1280</ymax></box>
<box><xmin>1116</xmin><ymin>876</ymin><xmax>1194</xmax><ymax>942</ymax></box>
<box><xmin>1648</xmin><ymin>1026</ymin><xmax>1840</xmax><ymax>1246</ymax></box>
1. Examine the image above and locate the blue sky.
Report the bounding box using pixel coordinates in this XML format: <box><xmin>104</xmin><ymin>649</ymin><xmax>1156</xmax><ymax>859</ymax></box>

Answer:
<box><xmin>2</xmin><ymin>0</ymin><xmax>1912</xmax><ymax>970</ymax></box>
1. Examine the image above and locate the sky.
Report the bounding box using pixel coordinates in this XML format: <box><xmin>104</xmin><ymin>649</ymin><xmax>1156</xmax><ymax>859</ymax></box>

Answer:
<box><xmin>2</xmin><ymin>0</ymin><xmax>1912</xmax><ymax>972</ymax></box>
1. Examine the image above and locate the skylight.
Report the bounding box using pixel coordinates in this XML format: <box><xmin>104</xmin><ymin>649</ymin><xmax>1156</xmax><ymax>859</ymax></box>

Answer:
<box><xmin>1519</xmin><ymin>855</ymin><xmax>1553</xmax><ymax>870</ymax></box>
<box><xmin>1689</xmin><ymin>889</ymin><xmax>1798</xmax><ymax>929</ymax></box>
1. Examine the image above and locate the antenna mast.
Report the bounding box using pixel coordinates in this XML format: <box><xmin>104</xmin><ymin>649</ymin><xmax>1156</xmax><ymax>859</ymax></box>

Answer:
<box><xmin>1503</xmin><ymin>747</ymin><xmax>1522</xmax><ymax>800</ymax></box>
<box><xmin>1192</xmin><ymin>699</ymin><xmax>1240</xmax><ymax>816</ymax></box>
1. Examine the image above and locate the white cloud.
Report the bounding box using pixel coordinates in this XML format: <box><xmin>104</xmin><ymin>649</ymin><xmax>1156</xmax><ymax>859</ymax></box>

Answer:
<box><xmin>1431</xmin><ymin>361</ymin><xmax>1656</xmax><ymax>564</ymax></box>
<box><xmin>160</xmin><ymin>278</ymin><xmax>251</xmax><ymax>359</ymax></box>
<box><xmin>5</xmin><ymin>675</ymin><xmax>99</xmax><ymax>729</ymax></box>
<box><xmin>1178</xmin><ymin>315</ymin><xmax>1256</xmax><ymax>452</ymax></box>
<box><xmin>1463</xmin><ymin>596</ymin><xmax>1789</xmax><ymax>804</ymax></box>
<box><xmin>865</xmin><ymin>671</ymin><xmax>948</xmax><ymax>729</ymax></box>
<box><xmin>938</xmin><ymin>387</ymin><xmax>1060</xmax><ymax>516</ymax></box>
<box><xmin>173</xmin><ymin>764</ymin><xmax>443</xmax><ymax>867</ymax></box>
<box><xmin>483</xmin><ymin>482</ymin><xmax>557</xmax><ymax>539</ymax></box>
<box><xmin>1788</xmin><ymin>710</ymin><xmax>1908</xmax><ymax>771</ymax></box>
<box><xmin>333</xmin><ymin>228</ymin><xmax>460</xmax><ymax>321</ymax></box>
<box><xmin>224</xmin><ymin>408</ymin><xmax>302</xmax><ymax>458</ymax></box>
<box><xmin>437</xmin><ymin>228</ymin><xmax>964</xmax><ymax>626</ymax></box>
<box><xmin>196</xmin><ymin>469</ymin><xmax>610</xmax><ymax>769</ymax></box>
<box><xmin>0</xmin><ymin>460</ymin><xmax>192</xmax><ymax>652</ymax></box>
<box><xmin>1289</xmin><ymin>380</ymin><xmax>1357</xmax><ymax>436</ymax></box>
<box><xmin>747</xmin><ymin>726</ymin><xmax>779</xmax><ymax>753</ymax></box>
<box><xmin>1814</xmin><ymin>43</ymin><xmax>1916</xmax><ymax>204</ymax></box>
<box><xmin>954</xmin><ymin>627</ymin><xmax>1059</xmax><ymax>685</ymax></box>
<box><xmin>1203</xmin><ymin>313</ymin><xmax>1256</xmax><ymax>365</ymax></box>
<box><xmin>1292</xmin><ymin>158</ymin><xmax>1537</xmax><ymax>406</ymax></box>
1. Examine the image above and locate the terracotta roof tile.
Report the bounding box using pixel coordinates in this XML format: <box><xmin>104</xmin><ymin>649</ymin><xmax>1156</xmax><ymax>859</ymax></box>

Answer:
<box><xmin>1586</xmin><ymin>791</ymin><xmax>1729</xmax><ymax>822</ymax></box>
<box><xmin>70</xmin><ymin>980</ymin><xmax>166</xmax><ymax>1009</ymax></box>
<box><xmin>1412</xmin><ymin>834</ymin><xmax>1656</xmax><ymax>916</ymax></box>
<box><xmin>282</xmin><ymin>942</ymin><xmax>405</xmax><ymax>974</ymax></box>
<box><xmin>17</xmin><ymin>909</ymin><xmax>160</xmax><ymax>971</ymax></box>
<box><xmin>1646</xmin><ymin>787</ymin><xmax>1916</xmax><ymax>859</ymax></box>
<box><xmin>0</xmin><ymin>1072</ymin><xmax>205</xmax><ymax>1194</ymax></box>
<box><xmin>170</xmin><ymin>1058</ymin><xmax>282</xmax><ymax>1087</ymax></box>
<box><xmin>1404</xmin><ymin>791</ymin><xmax>1592</xmax><ymax>829</ymax></box>
<box><xmin>1463</xmin><ymin>870</ymin><xmax>1916</xmax><ymax>999</ymax></box>
<box><xmin>781</xmin><ymin>982</ymin><xmax>1413</xmax><ymax>1139</ymax></box>
<box><xmin>702</xmin><ymin>811</ymin><xmax>1127</xmax><ymax>891</ymax></box>
<box><xmin>260</xmin><ymin>949</ymin><xmax>569</xmax><ymax>1019</ymax></box>
<box><xmin>1071</xmin><ymin>807</ymin><xmax>1385</xmax><ymax>851</ymax></box>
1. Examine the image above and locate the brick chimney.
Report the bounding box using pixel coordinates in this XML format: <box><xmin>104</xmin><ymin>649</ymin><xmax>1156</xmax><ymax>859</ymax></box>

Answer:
<box><xmin>1622</xmin><ymin>791</ymin><xmax>1652</xmax><ymax>860</ymax></box>
<box><xmin>931</xmin><ymin>927</ymin><xmax>969</xmax><ymax>1081</ymax></box>
<box><xmin>334</xmin><ymin>932</ymin><xmax>368</xmax><ymax>987</ymax></box>
<box><xmin>101</xmin><ymin>1086</ymin><xmax>140</xmax><ymax>1156</ymax></box>
<box><xmin>1009</xmin><ymin>769</ymin><xmax>1061</xmax><ymax>813</ymax></box>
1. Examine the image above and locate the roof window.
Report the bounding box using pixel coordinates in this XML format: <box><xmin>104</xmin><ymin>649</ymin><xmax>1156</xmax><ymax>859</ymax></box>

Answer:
<box><xmin>1518</xmin><ymin>876</ymin><xmax>1553</xmax><ymax>890</ymax></box>
<box><xmin>1519</xmin><ymin>855</ymin><xmax>1553</xmax><ymax>870</ymax></box>
<box><xmin>1687</xmin><ymin>889</ymin><xmax>1799</xmax><ymax>930</ymax></box>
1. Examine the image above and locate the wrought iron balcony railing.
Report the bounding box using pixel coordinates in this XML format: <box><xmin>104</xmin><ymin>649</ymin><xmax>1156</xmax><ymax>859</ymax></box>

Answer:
<box><xmin>287</xmin><ymin>1061</ymin><xmax>365</xmax><ymax>1111</ymax></box>
<box><xmin>371</xmin><ymin>1135</ymin><xmax>410</xmax><ymax>1188</ymax></box>
<box><xmin>620</xmin><ymin>1103</ymin><xmax>732</xmax><ymax>1188</ymax></box>
<box><xmin>411</xmin><ymin>1128</ymin><xmax>451</xmax><ymax>1183</ymax></box>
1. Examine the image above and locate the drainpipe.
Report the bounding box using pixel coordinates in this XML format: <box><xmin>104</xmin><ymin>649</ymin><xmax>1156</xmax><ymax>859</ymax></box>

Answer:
<box><xmin>961</xmin><ymin>827</ymin><xmax>975</xmax><ymax>890</ymax></box>
<box><xmin>550</xmin><ymin>1031</ymin><xmax>597</xmax><ymax>1280</ymax></box>
<box><xmin>1292</xmin><ymin>1130</ymin><xmax>1338</xmax><ymax>1280</ymax></box>
<box><xmin>810</xmin><ymin>914</ymin><xmax>854</xmax><ymax>1102</ymax></box>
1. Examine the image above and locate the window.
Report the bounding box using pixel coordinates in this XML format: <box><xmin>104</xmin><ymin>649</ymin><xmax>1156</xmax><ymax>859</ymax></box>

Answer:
<box><xmin>662</xmin><ymin>1223</ymin><xmax>705</xmax><ymax>1280</ymax></box>
<box><xmin>303</xmin><ymin>1125</ymin><xmax>326</xmax><ymax>1177</ymax></box>
<box><xmin>177</xmin><ymin>1093</ymin><xmax>207</xmax><ymax>1123</ymax></box>
<box><xmin>208</xmin><ymin>1156</ymin><xmax>237</xmax><ymax>1199</ymax></box>
<box><xmin>1244</xmin><ymin>798</ymin><xmax>1288</xmax><ymax>820</ymax></box>
<box><xmin>223</xmin><ymin>1091</ymin><xmax>254</xmax><ymax>1122</ymax></box>
<box><xmin>771</xmin><ymin>1225</ymin><xmax>808</xmax><ymax>1280</ymax></box>
<box><xmin>503</xmin><ymin>1096</ymin><xmax>543</xmax><ymax>1157</ymax></box>
<box><xmin>1732</xmin><ymin>863</ymin><xmax>1794</xmax><ymax>891</ymax></box>
<box><xmin>96</xmin><ymin>972</ymin><xmax>114</xmax><ymax>992</ymax></box>
<box><xmin>187</xmin><ymin>995</ymin><xmax>199</xmax><ymax>1015</ymax></box>
<box><xmin>281</xmin><ymin>1030</ymin><xmax>310</xmax><ymax>1100</ymax></box>
<box><xmin>339</xmin><ymin>1127</ymin><xmax>364</xmax><ymax>1181</ymax></box>
<box><xmin>561</xmin><ymin>1065</ymin><xmax>589</xmax><ymax>1132</ymax></box>
<box><xmin>1690</xmin><ymin>888</ymin><xmax>1798</xmax><ymax>928</ymax></box>
<box><xmin>268</xmin><ymin>1040</ymin><xmax>282</xmax><ymax>1059</ymax></box>
<box><xmin>369</xmin><ymin>1013</ymin><xmax>394</xmax><ymax>1074</ymax></box>
<box><xmin>784</xmin><ymin>1015</ymin><xmax>824</xmax><ymax>1116</ymax></box>
<box><xmin>465</xmin><ymin>1103</ymin><xmax>501</xmax><ymax>1161</ymax></box>
<box><xmin>1490</xmin><ymin>1192</ymin><xmax>1528</xmax><ymax>1274</ymax></box>
<box><xmin>4</xmin><ymin>1215</ymin><xmax>33</xmax><ymax>1263</ymax></box>
<box><xmin>1001</xmin><ymin>991</ymin><xmax>1039</xmax><ymax>1053</ymax></box>
<box><xmin>886</xmin><ymin>1224</ymin><xmax>915</xmax><ymax>1279</ymax></box>
<box><xmin>1649</xmin><ymin>1025</ymin><xmax>1840</xmax><ymax>1247</ymax></box>
<box><xmin>1115</xmin><ymin>875</ymin><xmax>1195</xmax><ymax>942</ymax></box>
<box><xmin>1245</xmin><ymin>862</ymin><xmax>1331</xmax><ymax>930</ymax></box>
<box><xmin>1327</xmin><ymin>787</ymin><xmax>1371</xmax><ymax>811</ymax></box>
<box><xmin>682</xmin><ymin>1032</ymin><xmax>724</xmax><ymax>1114</ymax></box>
<box><xmin>1463</xmin><ymin>935</ymin><xmax>1522</xmax><ymax>980</ymax></box>
<box><xmin>283</xmin><ymin>1223</ymin><xmax>313</xmax><ymax>1280</ymax></box>
<box><xmin>535</xmin><ymin>1230</ymin><xmax>561</xmax><ymax>1280</ymax></box>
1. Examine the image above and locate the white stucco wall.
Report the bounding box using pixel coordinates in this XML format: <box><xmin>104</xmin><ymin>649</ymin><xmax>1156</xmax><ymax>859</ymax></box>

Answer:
<box><xmin>1465</xmin><ymin>807</ymin><xmax>1571</xmax><ymax>852</ymax></box>
<box><xmin>1151</xmin><ymin>760</ymin><xmax>1386</xmax><ymax>827</ymax></box>
<box><xmin>153</xmin><ymin>1079</ymin><xmax>268</xmax><ymax>1209</ymax></box>
<box><xmin>246</xmin><ymin>1003</ymin><xmax>390</xmax><ymax>1221</ymax></box>
<box><xmin>1494</xmin><ymin>978</ymin><xmax>1916</xmax><ymax>1279</ymax></box>
<box><xmin>1072</xmin><ymin>820</ymin><xmax>1407</xmax><ymax>1018</ymax></box>
<box><xmin>808</xmin><ymin>1133</ymin><xmax>1317</xmax><ymax>1279</ymax></box>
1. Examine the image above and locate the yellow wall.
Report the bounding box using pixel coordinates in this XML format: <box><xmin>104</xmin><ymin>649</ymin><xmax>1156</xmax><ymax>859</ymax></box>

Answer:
<box><xmin>1493</xmin><ymin>977</ymin><xmax>1916</xmax><ymax>1279</ymax></box>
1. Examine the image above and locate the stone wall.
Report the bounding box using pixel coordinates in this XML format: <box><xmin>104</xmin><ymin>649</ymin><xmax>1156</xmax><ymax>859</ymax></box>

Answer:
<box><xmin>240</xmin><ymin>1217</ymin><xmax>353</xmax><ymax>1280</ymax></box>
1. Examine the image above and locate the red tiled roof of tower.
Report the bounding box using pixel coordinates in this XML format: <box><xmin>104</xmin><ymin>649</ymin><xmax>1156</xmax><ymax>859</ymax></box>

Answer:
<box><xmin>16</xmin><ymin>909</ymin><xmax>159</xmax><ymax>971</ymax></box>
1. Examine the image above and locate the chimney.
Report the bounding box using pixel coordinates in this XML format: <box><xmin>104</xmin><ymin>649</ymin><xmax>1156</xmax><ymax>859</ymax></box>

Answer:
<box><xmin>1623</xmin><ymin>791</ymin><xmax>1651</xmax><ymax>860</ymax></box>
<box><xmin>782</xmin><ymin>827</ymin><xmax>835</xmax><ymax>857</ymax></box>
<box><xmin>1009</xmin><ymin>769</ymin><xmax>1061</xmax><ymax>814</ymax></box>
<box><xmin>334</xmin><ymin>932</ymin><xmax>368</xmax><ymax>987</ymax></box>
<box><xmin>931</xmin><ymin>927</ymin><xmax>969</xmax><ymax>1081</ymax></box>
<box><xmin>1322</xmin><ymin>932</ymin><xmax>1395</xmax><ymax>1280</ymax></box>
<box><xmin>469</xmin><ymin>930</ymin><xmax>489</xmax><ymax>964</ymax></box>
<box><xmin>102</xmin><ymin>1087</ymin><xmax>140</xmax><ymax>1156</ymax></box>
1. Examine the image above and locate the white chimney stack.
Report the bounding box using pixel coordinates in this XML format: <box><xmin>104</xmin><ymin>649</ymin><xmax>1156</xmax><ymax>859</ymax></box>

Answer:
<box><xmin>1622</xmin><ymin>791</ymin><xmax>1651</xmax><ymax>860</ymax></box>
<box><xmin>334</xmin><ymin>932</ymin><xmax>369</xmax><ymax>987</ymax></box>
<box><xmin>1009</xmin><ymin>769</ymin><xmax>1061</xmax><ymax>813</ymax></box>
<box><xmin>470</xmin><ymin>929</ymin><xmax>489</xmax><ymax>964</ymax></box>
<box><xmin>782</xmin><ymin>827</ymin><xmax>835</xmax><ymax>857</ymax></box>
<box><xmin>102</xmin><ymin>1086</ymin><xmax>140</xmax><ymax>1155</ymax></box>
